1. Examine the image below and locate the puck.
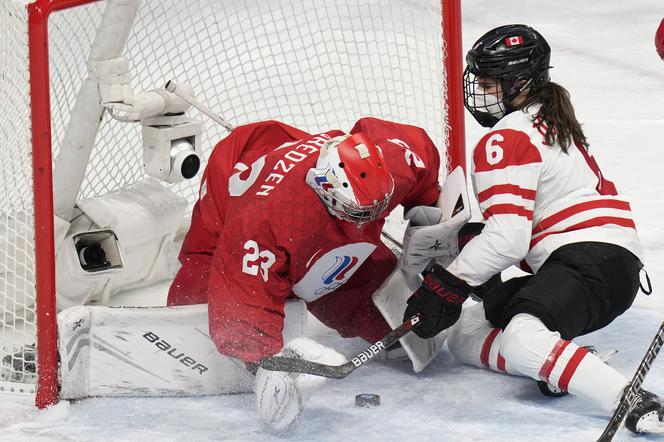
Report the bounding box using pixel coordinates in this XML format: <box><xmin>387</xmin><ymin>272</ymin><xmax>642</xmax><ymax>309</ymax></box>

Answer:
<box><xmin>355</xmin><ymin>393</ymin><xmax>380</xmax><ymax>407</ymax></box>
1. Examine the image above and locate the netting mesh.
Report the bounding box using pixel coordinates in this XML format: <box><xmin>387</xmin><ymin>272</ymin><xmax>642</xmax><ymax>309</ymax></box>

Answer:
<box><xmin>0</xmin><ymin>0</ymin><xmax>37</xmax><ymax>393</ymax></box>
<box><xmin>49</xmin><ymin>0</ymin><xmax>447</xmax><ymax>202</ymax></box>
<box><xmin>1</xmin><ymin>0</ymin><xmax>448</xmax><ymax>394</ymax></box>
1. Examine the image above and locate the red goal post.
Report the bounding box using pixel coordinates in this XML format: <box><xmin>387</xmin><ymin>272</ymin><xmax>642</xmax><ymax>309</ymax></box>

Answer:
<box><xmin>1</xmin><ymin>0</ymin><xmax>465</xmax><ymax>408</ymax></box>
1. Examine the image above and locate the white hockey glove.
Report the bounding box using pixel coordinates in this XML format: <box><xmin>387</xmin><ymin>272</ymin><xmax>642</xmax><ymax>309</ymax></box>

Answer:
<box><xmin>254</xmin><ymin>338</ymin><xmax>346</xmax><ymax>431</ymax></box>
<box><xmin>399</xmin><ymin>205</ymin><xmax>469</xmax><ymax>275</ymax></box>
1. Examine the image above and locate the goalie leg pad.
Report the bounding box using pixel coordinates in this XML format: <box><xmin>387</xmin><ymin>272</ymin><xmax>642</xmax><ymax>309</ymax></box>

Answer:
<box><xmin>372</xmin><ymin>267</ymin><xmax>448</xmax><ymax>372</ymax></box>
<box><xmin>58</xmin><ymin>304</ymin><xmax>254</xmax><ymax>398</ymax></box>
<box><xmin>58</xmin><ymin>299</ymin><xmax>308</xmax><ymax>398</ymax></box>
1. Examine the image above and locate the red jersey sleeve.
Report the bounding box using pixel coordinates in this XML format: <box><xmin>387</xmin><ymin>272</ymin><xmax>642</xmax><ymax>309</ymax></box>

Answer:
<box><xmin>349</xmin><ymin>117</ymin><xmax>441</xmax><ymax>210</ymax></box>
<box><xmin>207</xmin><ymin>221</ymin><xmax>292</xmax><ymax>363</ymax></box>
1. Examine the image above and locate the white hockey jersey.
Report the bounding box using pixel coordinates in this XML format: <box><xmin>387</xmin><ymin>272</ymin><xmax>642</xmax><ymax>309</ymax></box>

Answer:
<box><xmin>447</xmin><ymin>106</ymin><xmax>643</xmax><ymax>286</ymax></box>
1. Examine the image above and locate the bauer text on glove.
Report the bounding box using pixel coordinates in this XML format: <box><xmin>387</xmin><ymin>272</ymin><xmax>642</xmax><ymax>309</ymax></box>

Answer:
<box><xmin>403</xmin><ymin>264</ymin><xmax>472</xmax><ymax>339</ymax></box>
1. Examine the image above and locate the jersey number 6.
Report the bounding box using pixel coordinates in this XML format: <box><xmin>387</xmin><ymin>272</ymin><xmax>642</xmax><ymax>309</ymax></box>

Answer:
<box><xmin>242</xmin><ymin>240</ymin><xmax>276</xmax><ymax>282</ymax></box>
<box><xmin>485</xmin><ymin>134</ymin><xmax>504</xmax><ymax>165</ymax></box>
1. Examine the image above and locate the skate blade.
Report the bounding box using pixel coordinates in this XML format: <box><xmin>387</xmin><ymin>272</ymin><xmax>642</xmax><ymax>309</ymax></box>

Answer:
<box><xmin>595</xmin><ymin>349</ymin><xmax>618</xmax><ymax>363</ymax></box>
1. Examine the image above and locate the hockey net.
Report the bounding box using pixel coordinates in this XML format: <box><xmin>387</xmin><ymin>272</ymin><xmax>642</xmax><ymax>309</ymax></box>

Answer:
<box><xmin>0</xmin><ymin>0</ymin><xmax>464</xmax><ymax>406</ymax></box>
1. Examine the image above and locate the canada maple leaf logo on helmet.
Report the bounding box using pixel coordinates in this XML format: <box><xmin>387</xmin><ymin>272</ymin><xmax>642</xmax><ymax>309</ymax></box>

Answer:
<box><xmin>505</xmin><ymin>35</ymin><xmax>523</xmax><ymax>46</ymax></box>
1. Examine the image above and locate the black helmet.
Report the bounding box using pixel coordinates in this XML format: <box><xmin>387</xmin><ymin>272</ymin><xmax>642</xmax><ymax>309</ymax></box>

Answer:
<box><xmin>463</xmin><ymin>24</ymin><xmax>551</xmax><ymax>127</ymax></box>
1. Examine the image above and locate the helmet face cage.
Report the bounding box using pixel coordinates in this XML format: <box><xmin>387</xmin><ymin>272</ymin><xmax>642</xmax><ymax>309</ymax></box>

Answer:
<box><xmin>306</xmin><ymin>134</ymin><xmax>394</xmax><ymax>226</ymax></box>
<box><xmin>324</xmin><ymin>183</ymin><xmax>392</xmax><ymax>225</ymax></box>
<box><xmin>463</xmin><ymin>24</ymin><xmax>551</xmax><ymax>127</ymax></box>
<box><xmin>463</xmin><ymin>70</ymin><xmax>510</xmax><ymax>128</ymax></box>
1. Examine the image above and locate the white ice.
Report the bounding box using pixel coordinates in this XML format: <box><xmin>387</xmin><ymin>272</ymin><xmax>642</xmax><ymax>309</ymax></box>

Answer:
<box><xmin>2</xmin><ymin>0</ymin><xmax>664</xmax><ymax>440</ymax></box>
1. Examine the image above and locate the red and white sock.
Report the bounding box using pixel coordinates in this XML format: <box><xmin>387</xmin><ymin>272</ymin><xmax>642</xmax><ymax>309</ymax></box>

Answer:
<box><xmin>448</xmin><ymin>308</ymin><xmax>627</xmax><ymax>411</ymax></box>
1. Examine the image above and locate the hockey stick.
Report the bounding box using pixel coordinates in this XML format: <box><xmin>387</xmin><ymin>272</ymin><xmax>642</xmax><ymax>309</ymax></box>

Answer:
<box><xmin>597</xmin><ymin>320</ymin><xmax>664</xmax><ymax>442</ymax></box>
<box><xmin>259</xmin><ymin>313</ymin><xmax>422</xmax><ymax>379</ymax></box>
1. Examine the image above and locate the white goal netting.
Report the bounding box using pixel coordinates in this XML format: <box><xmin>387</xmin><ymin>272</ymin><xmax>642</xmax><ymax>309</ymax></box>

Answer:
<box><xmin>0</xmin><ymin>0</ymin><xmax>450</xmax><ymax>398</ymax></box>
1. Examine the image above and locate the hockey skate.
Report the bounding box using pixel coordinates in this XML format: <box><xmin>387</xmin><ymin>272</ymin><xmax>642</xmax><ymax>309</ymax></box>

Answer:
<box><xmin>625</xmin><ymin>389</ymin><xmax>664</xmax><ymax>434</ymax></box>
<box><xmin>1</xmin><ymin>344</ymin><xmax>36</xmax><ymax>383</ymax></box>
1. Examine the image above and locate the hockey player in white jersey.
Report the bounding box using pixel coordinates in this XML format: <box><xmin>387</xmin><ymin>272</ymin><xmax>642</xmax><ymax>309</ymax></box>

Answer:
<box><xmin>402</xmin><ymin>24</ymin><xmax>663</xmax><ymax>434</ymax></box>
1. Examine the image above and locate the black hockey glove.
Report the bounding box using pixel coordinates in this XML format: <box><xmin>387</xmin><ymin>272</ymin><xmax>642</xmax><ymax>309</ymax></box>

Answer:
<box><xmin>404</xmin><ymin>264</ymin><xmax>472</xmax><ymax>339</ymax></box>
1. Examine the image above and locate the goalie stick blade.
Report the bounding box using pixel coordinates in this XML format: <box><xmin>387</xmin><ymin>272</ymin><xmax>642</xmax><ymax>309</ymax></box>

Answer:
<box><xmin>259</xmin><ymin>314</ymin><xmax>422</xmax><ymax>379</ymax></box>
<box><xmin>597</xmin><ymin>321</ymin><xmax>664</xmax><ymax>442</ymax></box>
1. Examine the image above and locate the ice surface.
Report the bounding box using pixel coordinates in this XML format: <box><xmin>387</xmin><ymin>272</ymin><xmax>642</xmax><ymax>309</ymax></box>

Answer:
<box><xmin>2</xmin><ymin>0</ymin><xmax>664</xmax><ymax>440</ymax></box>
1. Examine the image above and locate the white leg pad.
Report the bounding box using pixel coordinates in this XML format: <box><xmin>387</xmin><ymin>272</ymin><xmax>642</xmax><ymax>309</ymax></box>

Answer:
<box><xmin>58</xmin><ymin>299</ymin><xmax>307</xmax><ymax>398</ymax></box>
<box><xmin>372</xmin><ymin>268</ymin><xmax>448</xmax><ymax>372</ymax></box>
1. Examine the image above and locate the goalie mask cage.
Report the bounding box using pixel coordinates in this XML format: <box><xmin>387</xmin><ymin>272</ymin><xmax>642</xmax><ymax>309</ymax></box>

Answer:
<box><xmin>0</xmin><ymin>0</ymin><xmax>465</xmax><ymax>408</ymax></box>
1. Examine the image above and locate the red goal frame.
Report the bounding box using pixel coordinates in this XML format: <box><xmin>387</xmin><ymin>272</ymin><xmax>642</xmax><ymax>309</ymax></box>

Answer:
<box><xmin>26</xmin><ymin>0</ymin><xmax>465</xmax><ymax>408</ymax></box>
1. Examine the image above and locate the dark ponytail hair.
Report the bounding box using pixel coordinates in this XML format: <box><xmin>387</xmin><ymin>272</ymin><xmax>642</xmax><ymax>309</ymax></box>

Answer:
<box><xmin>518</xmin><ymin>82</ymin><xmax>588</xmax><ymax>153</ymax></box>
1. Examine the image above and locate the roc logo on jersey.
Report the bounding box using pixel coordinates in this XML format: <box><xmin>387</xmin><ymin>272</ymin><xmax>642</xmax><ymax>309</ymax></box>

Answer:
<box><xmin>293</xmin><ymin>242</ymin><xmax>376</xmax><ymax>301</ymax></box>
<box><xmin>322</xmin><ymin>255</ymin><xmax>359</xmax><ymax>284</ymax></box>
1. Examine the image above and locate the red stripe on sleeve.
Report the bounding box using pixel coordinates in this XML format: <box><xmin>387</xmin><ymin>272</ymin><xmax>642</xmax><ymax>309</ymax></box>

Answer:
<box><xmin>480</xmin><ymin>328</ymin><xmax>501</xmax><ymax>368</ymax></box>
<box><xmin>558</xmin><ymin>346</ymin><xmax>590</xmax><ymax>391</ymax></box>
<box><xmin>532</xmin><ymin>199</ymin><xmax>632</xmax><ymax>235</ymax></box>
<box><xmin>530</xmin><ymin>216</ymin><xmax>636</xmax><ymax>249</ymax></box>
<box><xmin>539</xmin><ymin>339</ymin><xmax>569</xmax><ymax>383</ymax></box>
<box><xmin>482</xmin><ymin>204</ymin><xmax>533</xmax><ymax>221</ymax></box>
<box><xmin>474</xmin><ymin>129</ymin><xmax>542</xmax><ymax>173</ymax></box>
<box><xmin>477</xmin><ymin>184</ymin><xmax>536</xmax><ymax>204</ymax></box>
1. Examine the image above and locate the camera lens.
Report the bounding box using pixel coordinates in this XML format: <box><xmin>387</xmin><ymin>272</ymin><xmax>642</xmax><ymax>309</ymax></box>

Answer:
<box><xmin>168</xmin><ymin>139</ymin><xmax>201</xmax><ymax>182</ymax></box>
<box><xmin>180</xmin><ymin>154</ymin><xmax>200</xmax><ymax>179</ymax></box>
<box><xmin>78</xmin><ymin>243</ymin><xmax>109</xmax><ymax>271</ymax></box>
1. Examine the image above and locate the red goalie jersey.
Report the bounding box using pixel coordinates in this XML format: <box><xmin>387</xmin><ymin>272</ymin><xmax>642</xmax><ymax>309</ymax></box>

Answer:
<box><xmin>169</xmin><ymin>118</ymin><xmax>441</xmax><ymax>362</ymax></box>
<box><xmin>447</xmin><ymin>106</ymin><xmax>643</xmax><ymax>286</ymax></box>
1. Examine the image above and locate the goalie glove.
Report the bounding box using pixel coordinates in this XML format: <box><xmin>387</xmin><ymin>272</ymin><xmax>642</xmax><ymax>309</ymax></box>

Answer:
<box><xmin>404</xmin><ymin>264</ymin><xmax>472</xmax><ymax>339</ymax></box>
<box><xmin>254</xmin><ymin>338</ymin><xmax>346</xmax><ymax>431</ymax></box>
<box><xmin>399</xmin><ymin>205</ymin><xmax>470</xmax><ymax>275</ymax></box>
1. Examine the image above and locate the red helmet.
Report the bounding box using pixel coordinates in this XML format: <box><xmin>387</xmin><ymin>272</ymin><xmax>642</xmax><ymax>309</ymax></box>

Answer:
<box><xmin>656</xmin><ymin>19</ymin><xmax>664</xmax><ymax>60</ymax></box>
<box><xmin>306</xmin><ymin>133</ymin><xmax>394</xmax><ymax>225</ymax></box>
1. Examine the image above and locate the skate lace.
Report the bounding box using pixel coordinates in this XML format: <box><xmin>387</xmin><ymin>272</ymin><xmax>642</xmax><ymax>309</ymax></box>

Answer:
<box><xmin>629</xmin><ymin>392</ymin><xmax>644</xmax><ymax>409</ymax></box>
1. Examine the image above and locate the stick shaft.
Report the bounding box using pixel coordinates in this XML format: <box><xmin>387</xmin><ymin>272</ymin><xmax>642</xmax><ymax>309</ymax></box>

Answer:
<box><xmin>598</xmin><ymin>321</ymin><xmax>664</xmax><ymax>442</ymax></box>
<box><xmin>260</xmin><ymin>314</ymin><xmax>421</xmax><ymax>378</ymax></box>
